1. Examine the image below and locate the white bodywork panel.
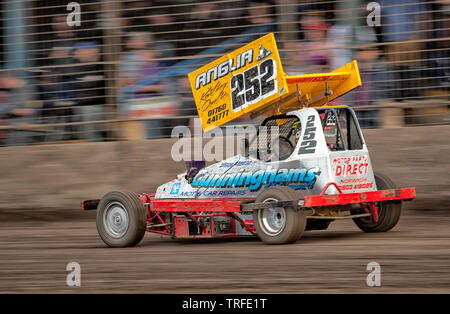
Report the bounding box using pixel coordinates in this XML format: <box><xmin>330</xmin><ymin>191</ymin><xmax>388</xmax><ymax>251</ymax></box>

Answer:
<box><xmin>156</xmin><ymin>107</ymin><xmax>377</xmax><ymax>200</ymax></box>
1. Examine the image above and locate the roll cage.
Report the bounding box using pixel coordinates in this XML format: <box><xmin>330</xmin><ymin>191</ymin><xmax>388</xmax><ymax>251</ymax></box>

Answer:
<box><xmin>247</xmin><ymin>106</ymin><xmax>365</xmax><ymax>162</ymax></box>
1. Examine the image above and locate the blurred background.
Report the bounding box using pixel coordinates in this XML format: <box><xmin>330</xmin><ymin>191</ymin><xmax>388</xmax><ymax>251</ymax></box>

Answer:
<box><xmin>0</xmin><ymin>0</ymin><xmax>448</xmax><ymax>145</ymax></box>
<box><xmin>0</xmin><ymin>0</ymin><xmax>449</xmax><ymax>212</ymax></box>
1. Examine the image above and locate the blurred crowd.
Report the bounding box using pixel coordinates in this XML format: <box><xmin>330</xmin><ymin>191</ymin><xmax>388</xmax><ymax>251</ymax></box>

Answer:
<box><xmin>0</xmin><ymin>0</ymin><xmax>448</xmax><ymax>145</ymax></box>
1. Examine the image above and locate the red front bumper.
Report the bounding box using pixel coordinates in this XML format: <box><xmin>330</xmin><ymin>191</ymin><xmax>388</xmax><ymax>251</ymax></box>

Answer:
<box><xmin>303</xmin><ymin>187</ymin><xmax>416</xmax><ymax>207</ymax></box>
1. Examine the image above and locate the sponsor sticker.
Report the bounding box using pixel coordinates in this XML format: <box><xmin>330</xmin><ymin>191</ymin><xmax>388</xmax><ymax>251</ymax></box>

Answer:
<box><xmin>192</xmin><ymin>166</ymin><xmax>321</xmax><ymax>192</ymax></box>
<box><xmin>170</xmin><ymin>182</ymin><xmax>181</xmax><ymax>195</ymax></box>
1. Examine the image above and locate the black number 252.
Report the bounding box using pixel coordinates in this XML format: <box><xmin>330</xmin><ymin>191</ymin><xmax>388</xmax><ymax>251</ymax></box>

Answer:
<box><xmin>230</xmin><ymin>59</ymin><xmax>276</xmax><ymax>111</ymax></box>
<box><xmin>298</xmin><ymin>115</ymin><xmax>317</xmax><ymax>154</ymax></box>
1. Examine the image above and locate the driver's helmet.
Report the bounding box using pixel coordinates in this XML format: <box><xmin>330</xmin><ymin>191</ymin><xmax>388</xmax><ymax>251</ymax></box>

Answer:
<box><xmin>292</xmin><ymin>121</ymin><xmax>302</xmax><ymax>143</ymax></box>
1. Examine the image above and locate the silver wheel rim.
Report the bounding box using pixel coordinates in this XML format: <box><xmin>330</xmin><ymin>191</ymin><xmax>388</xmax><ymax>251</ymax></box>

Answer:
<box><xmin>103</xmin><ymin>201</ymin><xmax>129</xmax><ymax>238</ymax></box>
<box><xmin>258</xmin><ymin>197</ymin><xmax>286</xmax><ymax>236</ymax></box>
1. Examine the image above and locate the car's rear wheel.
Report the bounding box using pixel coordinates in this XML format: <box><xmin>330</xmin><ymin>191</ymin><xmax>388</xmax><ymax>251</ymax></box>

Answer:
<box><xmin>96</xmin><ymin>191</ymin><xmax>147</xmax><ymax>247</ymax></box>
<box><xmin>352</xmin><ymin>173</ymin><xmax>402</xmax><ymax>232</ymax></box>
<box><xmin>253</xmin><ymin>186</ymin><xmax>306</xmax><ymax>244</ymax></box>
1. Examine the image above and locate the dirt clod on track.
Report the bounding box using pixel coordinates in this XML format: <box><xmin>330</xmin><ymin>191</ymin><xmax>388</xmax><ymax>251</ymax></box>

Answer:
<box><xmin>1</xmin><ymin>207</ymin><xmax>449</xmax><ymax>293</ymax></box>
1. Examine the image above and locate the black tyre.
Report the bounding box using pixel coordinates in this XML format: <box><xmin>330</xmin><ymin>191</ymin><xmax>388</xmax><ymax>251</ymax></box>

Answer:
<box><xmin>352</xmin><ymin>172</ymin><xmax>402</xmax><ymax>232</ymax></box>
<box><xmin>96</xmin><ymin>191</ymin><xmax>147</xmax><ymax>247</ymax></box>
<box><xmin>253</xmin><ymin>186</ymin><xmax>306</xmax><ymax>244</ymax></box>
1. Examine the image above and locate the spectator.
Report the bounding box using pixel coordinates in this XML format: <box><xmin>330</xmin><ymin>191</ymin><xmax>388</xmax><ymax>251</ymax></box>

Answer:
<box><xmin>222</xmin><ymin>0</ymin><xmax>276</xmax><ymax>40</ymax></box>
<box><xmin>352</xmin><ymin>46</ymin><xmax>382</xmax><ymax>128</ymax></box>
<box><xmin>248</xmin><ymin>0</ymin><xmax>275</xmax><ymax>26</ymax></box>
<box><xmin>34</xmin><ymin>9</ymin><xmax>104</xmax><ymax>140</ymax></box>
<box><xmin>179</xmin><ymin>1</ymin><xmax>224</xmax><ymax>56</ymax></box>
<box><xmin>325</xmin><ymin>4</ymin><xmax>390</xmax><ymax>127</ymax></box>
<box><xmin>216</xmin><ymin>0</ymin><xmax>248</xmax><ymax>37</ymax></box>
<box><xmin>378</xmin><ymin>0</ymin><xmax>430</xmax><ymax>101</ymax></box>
<box><xmin>121</xmin><ymin>3</ymin><xmax>177</xmax><ymax>65</ymax></box>
<box><xmin>121</xmin><ymin>0</ymin><xmax>150</xmax><ymax>32</ymax></box>
<box><xmin>51</xmin><ymin>15</ymin><xmax>78</xmax><ymax>48</ymax></box>
<box><xmin>37</xmin><ymin>45</ymin><xmax>78</xmax><ymax>141</ymax></box>
<box><xmin>118</xmin><ymin>32</ymin><xmax>168</xmax><ymax>139</ymax></box>
<box><xmin>300</xmin><ymin>11</ymin><xmax>331</xmax><ymax>73</ymax></box>
<box><xmin>0</xmin><ymin>72</ymin><xmax>35</xmax><ymax>146</ymax></box>
<box><xmin>296</xmin><ymin>1</ymin><xmax>336</xmax><ymax>41</ymax></box>
<box><xmin>246</xmin><ymin>0</ymin><xmax>277</xmax><ymax>36</ymax></box>
<box><xmin>423</xmin><ymin>1</ymin><xmax>450</xmax><ymax>93</ymax></box>
<box><xmin>70</xmin><ymin>42</ymin><xmax>106</xmax><ymax>142</ymax></box>
<box><xmin>35</xmin><ymin>15</ymin><xmax>78</xmax><ymax>68</ymax></box>
<box><xmin>326</xmin><ymin>7</ymin><xmax>378</xmax><ymax>71</ymax></box>
<box><xmin>283</xmin><ymin>40</ymin><xmax>308</xmax><ymax>75</ymax></box>
<box><xmin>37</xmin><ymin>14</ymin><xmax>79</xmax><ymax>109</ymax></box>
<box><xmin>145</xmin><ymin>7</ymin><xmax>178</xmax><ymax>65</ymax></box>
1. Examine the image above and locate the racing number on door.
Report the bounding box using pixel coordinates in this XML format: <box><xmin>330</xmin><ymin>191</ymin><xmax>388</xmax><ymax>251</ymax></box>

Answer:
<box><xmin>231</xmin><ymin>59</ymin><xmax>276</xmax><ymax>111</ymax></box>
<box><xmin>298</xmin><ymin>115</ymin><xmax>317</xmax><ymax>154</ymax></box>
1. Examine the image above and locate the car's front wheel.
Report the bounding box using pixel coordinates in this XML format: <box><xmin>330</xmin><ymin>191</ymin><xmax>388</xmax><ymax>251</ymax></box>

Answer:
<box><xmin>253</xmin><ymin>186</ymin><xmax>306</xmax><ymax>244</ymax></box>
<box><xmin>96</xmin><ymin>191</ymin><xmax>147</xmax><ymax>247</ymax></box>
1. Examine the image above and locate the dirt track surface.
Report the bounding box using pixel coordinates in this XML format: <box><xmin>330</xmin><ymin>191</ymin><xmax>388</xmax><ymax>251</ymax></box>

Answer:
<box><xmin>1</xmin><ymin>208</ymin><xmax>449</xmax><ymax>293</ymax></box>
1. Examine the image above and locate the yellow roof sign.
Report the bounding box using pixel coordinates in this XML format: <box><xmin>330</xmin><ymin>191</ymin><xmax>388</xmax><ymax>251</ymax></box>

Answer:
<box><xmin>188</xmin><ymin>33</ymin><xmax>362</xmax><ymax>131</ymax></box>
<box><xmin>188</xmin><ymin>33</ymin><xmax>288</xmax><ymax>131</ymax></box>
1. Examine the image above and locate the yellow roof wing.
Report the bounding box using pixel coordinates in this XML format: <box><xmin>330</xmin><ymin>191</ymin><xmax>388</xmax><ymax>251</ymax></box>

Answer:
<box><xmin>285</xmin><ymin>60</ymin><xmax>361</xmax><ymax>108</ymax></box>
<box><xmin>188</xmin><ymin>33</ymin><xmax>362</xmax><ymax>131</ymax></box>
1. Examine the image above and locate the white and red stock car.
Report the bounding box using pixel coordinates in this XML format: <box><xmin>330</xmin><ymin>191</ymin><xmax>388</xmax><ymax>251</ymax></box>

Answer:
<box><xmin>82</xmin><ymin>34</ymin><xmax>415</xmax><ymax>247</ymax></box>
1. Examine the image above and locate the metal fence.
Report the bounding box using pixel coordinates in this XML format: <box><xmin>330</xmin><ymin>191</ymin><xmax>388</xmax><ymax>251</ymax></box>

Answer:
<box><xmin>0</xmin><ymin>0</ymin><xmax>448</xmax><ymax>146</ymax></box>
